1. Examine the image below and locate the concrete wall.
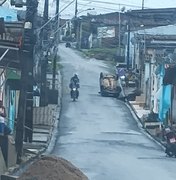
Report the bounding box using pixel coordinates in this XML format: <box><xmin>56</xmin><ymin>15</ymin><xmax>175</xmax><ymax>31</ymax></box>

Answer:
<box><xmin>33</xmin><ymin>105</ymin><xmax>56</xmax><ymax>126</ymax></box>
<box><xmin>0</xmin><ymin>136</ymin><xmax>17</xmax><ymax>169</ymax></box>
<box><xmin>0</xmin><ymin>147</ymin><xmax>7</xmax><ymax>177</ymax></box>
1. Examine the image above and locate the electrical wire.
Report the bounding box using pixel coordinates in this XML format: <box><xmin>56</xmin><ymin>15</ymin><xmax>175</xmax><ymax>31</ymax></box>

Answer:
<box><xmin>37</xmin><ymin>0</ymin><xmax>76</xmax><ymax>32</ymax></box>
<box><xmin>78</xmin><ymin>2</ymin><xmax>118</xmax><ymax>12</ymax></box>
<box><xmin>78</xmin><ymin>0</ymin><xmax>147</xmax><ymax>9</ymax></box>
<box><xmin>77</xmin><ymin>1</ymin><xmax>93</xmax><ymax>13</ymax></box>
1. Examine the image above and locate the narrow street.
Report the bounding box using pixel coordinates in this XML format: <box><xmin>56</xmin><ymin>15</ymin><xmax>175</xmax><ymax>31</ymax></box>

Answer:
<box><xmin>52</xmin><ymin>44</ymin><xmax>176</xmax><ymax>180</ymax></box>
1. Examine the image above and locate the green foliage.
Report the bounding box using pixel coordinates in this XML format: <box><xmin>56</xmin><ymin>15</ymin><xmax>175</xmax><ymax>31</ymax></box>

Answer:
<box><xmin>47</xmin><ymin>55</ymin><xmax>62</xmax><ymax>73</ymax></box>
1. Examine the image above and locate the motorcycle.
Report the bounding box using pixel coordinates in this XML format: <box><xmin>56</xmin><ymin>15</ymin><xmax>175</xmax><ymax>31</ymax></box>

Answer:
<box><xmin>71</xmin><ymin>87</ymin><xmax>79</xmax><ymax>101</ymax></box>
<box><xmin>65</xmin><ymin>42</ymin><xmax>71</xmax><ymax>48</ymax></box>
<box><xmin>165</xmin><ymin>129</ymin><xmax>176</xmax><ymax>157</ymax></box>
<box><xmin>70</xmin><ymin>82</ymin><xmax>79</xmax><ymax>101</ymax></box>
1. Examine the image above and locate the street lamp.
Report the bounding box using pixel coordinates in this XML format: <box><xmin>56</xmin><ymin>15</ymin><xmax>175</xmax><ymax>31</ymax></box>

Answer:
<box><xmin>118</xmin><ymin>5</ymin><xmax>125</xmax><ymax>56</ymax></box>
<box><xmin>140</xmin><ymin>24</ymin><xmax>146</xmax><ymax>54</ymax></box>
<box><xmin>142</xmin><ymin>0</ymin><xmax>145</xmax><ymax>9</ymax></box>
<box><xmin>77</xmin><ymin>8</ymin><xmax>95</xmax><ymax>16</ymax></box>
<box><xmin>75</xmin><ymin>0</ymin><xmax>95</xmax><ymax>17</ymax></box>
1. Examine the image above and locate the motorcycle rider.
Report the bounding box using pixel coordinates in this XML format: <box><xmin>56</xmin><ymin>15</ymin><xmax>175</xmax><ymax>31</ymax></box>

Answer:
<box><xmin>69</xmin><ymin>73</ymin><xmax>80</xmax><ymax>98</ymax></box>
<box><xmin>70</xmin><ymin>73</ymin><xmax>79</xmax><ymax>86</ymax></box>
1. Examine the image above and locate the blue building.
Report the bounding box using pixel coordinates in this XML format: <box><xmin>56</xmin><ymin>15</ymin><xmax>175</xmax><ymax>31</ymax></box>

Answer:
<box><xmin>0</xmin><ymin>6</ymin><xmax>17</xmax><ymax>22</ymax></box>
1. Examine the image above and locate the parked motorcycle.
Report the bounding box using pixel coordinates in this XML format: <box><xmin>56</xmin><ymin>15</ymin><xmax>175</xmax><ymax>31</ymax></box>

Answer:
<box><xmin>65</xmin><ymin>42</ymin><xmax>71</xmax><ymax>48</ymax></box>
<box><xmin>165</xmin><ymin>128</ymin><xmax>176</xmax><ymax>157</ymax></box>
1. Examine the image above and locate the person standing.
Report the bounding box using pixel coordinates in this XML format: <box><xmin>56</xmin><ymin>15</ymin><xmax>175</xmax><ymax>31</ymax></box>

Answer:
<box><xmin>0</xmin><ymin>100</ymin><xmax>6</xmax><ymax>135</ymax></box>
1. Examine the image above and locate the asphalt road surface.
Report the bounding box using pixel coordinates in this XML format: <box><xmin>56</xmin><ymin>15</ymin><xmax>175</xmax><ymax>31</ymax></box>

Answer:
<box><xmin>52</xmin><ymin>44</ymin><xmax>176</xmax><ymax>180</ymax></box>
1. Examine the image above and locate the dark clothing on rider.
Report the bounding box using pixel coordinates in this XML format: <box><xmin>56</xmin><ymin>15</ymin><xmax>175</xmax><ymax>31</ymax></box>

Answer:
<box><xmin>71</xmin><ymin>75</ymin><xmax>79</xmax><ymax>84</ymax></box>
<box><xmin>70</xmin><ymin>75</ymin><xmax>79</xmax><ymax>88</ymax></box>
<box><xmin>69</xmin><ymin>75</ymin><xmax>79</xmax><ymax>99</ymax></box>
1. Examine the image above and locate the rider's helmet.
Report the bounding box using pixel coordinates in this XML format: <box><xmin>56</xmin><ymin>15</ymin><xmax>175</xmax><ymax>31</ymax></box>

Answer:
<box><xmin>74</xmin><ymin>73</ymin><xmax>78</xmax><ymax>77</ymax></box>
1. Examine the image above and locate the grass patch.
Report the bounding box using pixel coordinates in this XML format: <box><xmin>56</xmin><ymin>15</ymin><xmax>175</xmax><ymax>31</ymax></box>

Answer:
<box><xmin>82</xmin><ymin>48</ymin><xmax>118</xmax><ymax>61</ymax></box>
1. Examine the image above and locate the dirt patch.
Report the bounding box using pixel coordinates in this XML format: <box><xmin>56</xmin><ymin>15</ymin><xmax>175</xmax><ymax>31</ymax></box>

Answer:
<box><xmin>18</xmin><ymin>156</ymin><xmax>88</xmax><ymax>180</ymax></box>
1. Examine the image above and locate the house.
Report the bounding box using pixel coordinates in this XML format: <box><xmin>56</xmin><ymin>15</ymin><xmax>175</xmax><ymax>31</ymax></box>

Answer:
<box><xmin>72</xmin><ymin>8</ymin><xmax>176</xmax><ymax>60</ymax></box>
<box><xmin>0</xmin><ymin>8</ymin><xmax>22</xmax><ymax>132</ymax></box>
<box><xmin>126</xmin><ymin>23</ymin><xmax>176</xmax><ymax>126</ymax></box>
<box><xmin>0</xmin><ymin>6</ymin><xmax>22</xmax><ymax>171</ymax></box>
<box><xmin>77</xmin><ymin>12</ymin><xmax>125</xmax><ymax>49</ymax></box>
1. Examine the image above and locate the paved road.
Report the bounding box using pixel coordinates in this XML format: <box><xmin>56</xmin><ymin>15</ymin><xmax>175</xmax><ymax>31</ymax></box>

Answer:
<box><xmin>52</xmin><ymin>44</ymin><xmax>176</xmax><ymax>180</ymax></box>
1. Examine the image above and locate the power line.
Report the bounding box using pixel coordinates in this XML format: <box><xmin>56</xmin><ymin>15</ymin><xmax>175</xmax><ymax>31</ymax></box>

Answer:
<box><xmin>78</xmin><ymin>0</ymin><xmax>147</xmax><ymax>9</ymax></box>
<box><xmin>78</xmin><ymin>2</ymin><xmax>118</xmax><ymax>12</ymax></box>
<box><xmin>59</xmin><ymin>0</ymin><xmax>72</xmax><ymax>11</ymax></box>
<box><xmin>37</xmin><ymin>0</ymin><xmax>75</xmax><ymax>32</ymax></box>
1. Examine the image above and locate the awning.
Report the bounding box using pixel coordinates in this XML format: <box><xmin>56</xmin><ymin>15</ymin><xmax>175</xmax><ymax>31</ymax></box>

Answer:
<box><xmin>6</xmin><ymin>69</ymin><xmax>20</xmax><ymax>80</ymax></box>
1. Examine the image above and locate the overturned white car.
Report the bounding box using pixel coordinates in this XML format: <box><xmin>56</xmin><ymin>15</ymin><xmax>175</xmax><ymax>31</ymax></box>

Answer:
<box><xmin>99</xmin><ymin>72</ymin><xmax>121</xmax><ymax>98</ymax></box>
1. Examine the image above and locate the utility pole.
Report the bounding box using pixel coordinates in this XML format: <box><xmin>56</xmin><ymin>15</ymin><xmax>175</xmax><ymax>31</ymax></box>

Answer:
<box><xmin>75</xmin><ymin>0</ymin><xmax>78</xmax><ymax>18</ymax></box>
<box><xmin>78</xmin><ymin>20</ymin><xmax>82</xmax><ymax>49</ymax></box>
<box><xmin>118</xmin><ymin>4</ymin><xmax>121</xmax><ymax>56</ymax></box>
<box><xmin>52</xmin><ymin>0</ymin><xmax>60</xmax><ymax>90</ymax></box>
<box><xmin>55</xmin><ymin>0</ymin><xmax>60</xmax><ymax>36</ymax></box>
<box><xmin>15</xmin><ymin>0</ymin><xmax>38</xmax><ymax>163</ymax></box>
<box><xmin>142</xmin><ymin>0</ymin><xmax>144</xmax><ymax>9</ymax></box>
<box><xmin>15</xmin><ymin>51</ymin><xmax>27</xmax><ymax>164</ymax></box>
<box><xmin>74</xmin><ymin>0</ymin><xmax>78</xmax><ymax>42</ymax></box>
<box><xmin>40</xmin><ymin>0</ymin><xmax>49</xmax><ymax>106</ymax></box>
<box><xmin>127</xmin><ymin>19</ymin><xmax>130</xmax><ymax>70</ymax></box>
<box><xmin>24</xmin><ymin>0</ymin><xmax>38</xmax><ymax>143</ymax></box>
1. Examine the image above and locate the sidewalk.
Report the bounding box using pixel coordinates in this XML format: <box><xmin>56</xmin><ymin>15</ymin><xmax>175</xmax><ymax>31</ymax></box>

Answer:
<box><xmin>0</xmin><ymin>73</ymin><xmax>62</xmax><ymax>178</ymax></box>
<box><xmin>123</xmin><ymin>86</ymin><xmax>166</xmax><ymax>148</ymax></box>
<box><xmin>23</xmin><ymin>104</ymin><xmax>60</xmax><ymax>159</ymax></box>
<box><xmin>1</xmin><ymin>104</ymin><xmax>61</xmax><ymax>177</ymax></box>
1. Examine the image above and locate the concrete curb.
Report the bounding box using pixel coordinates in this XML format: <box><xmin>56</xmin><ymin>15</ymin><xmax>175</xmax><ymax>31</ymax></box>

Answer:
<box><xmin>44</xmin><ymin>71</ymin><xmax>63</xmax><ymax>154</ymax></box>
<box><xmin>126</xmin><ymin>101</ymin><xmax>166</xmax><ymax>151</ymax></box>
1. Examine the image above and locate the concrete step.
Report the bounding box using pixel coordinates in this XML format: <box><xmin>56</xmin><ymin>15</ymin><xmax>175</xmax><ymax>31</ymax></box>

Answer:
<box><xmin>1</xmin><ymin>175</ymin><xmax>18</xmax><ymax>180</ymax></box>
<box><xmin>33</xmin><ymin>128</ymin><xmax>50</xmax><ymax>134</ymax></box>
<box><xmin>23</xmin><ymin>142</ymin><xmax>46</xmax><ymax>149</ymax></box>
<box><xmin>32</xmin><ymin>133</ymin><xmax>48</xmax><ymax>143</ymax></box>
